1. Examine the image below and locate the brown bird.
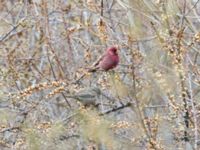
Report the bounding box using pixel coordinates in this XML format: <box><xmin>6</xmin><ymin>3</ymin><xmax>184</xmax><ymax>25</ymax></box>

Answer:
<box><xmin>66</xmin><ymin>87</ymin><xmax>101</xmax><ymax>106</ymax></box>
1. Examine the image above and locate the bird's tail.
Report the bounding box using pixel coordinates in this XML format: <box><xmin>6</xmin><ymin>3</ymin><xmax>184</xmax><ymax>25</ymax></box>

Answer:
<box><xmin>88</xmin><ymin>66</ymin><xmax>100</xmax><ymax>72</ymax></box>
<box><xmin>88</xmin><ymin>68</ymin><xmax>97</xmax><ymax>72</ymax></box>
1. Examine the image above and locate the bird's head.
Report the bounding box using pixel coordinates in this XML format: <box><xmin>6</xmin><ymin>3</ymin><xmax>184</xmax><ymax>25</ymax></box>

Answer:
<box><xmin>107</xmin><ymin>46</ymin><xmax>118</xmax><ymax>55</ymax></box>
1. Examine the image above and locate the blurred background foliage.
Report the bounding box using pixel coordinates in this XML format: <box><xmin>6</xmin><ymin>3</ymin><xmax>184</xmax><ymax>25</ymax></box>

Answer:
<box><xmin>0</xmin><ymin>0</ymin><xmax>200</xmax><ymax>149</ymax></box>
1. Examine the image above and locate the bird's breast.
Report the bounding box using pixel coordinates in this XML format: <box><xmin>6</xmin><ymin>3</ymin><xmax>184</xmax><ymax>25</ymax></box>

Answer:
<box><xmin>99</xmin><ymin>54</ymin><xmax>119</xmax><ymax>71</ymax></box>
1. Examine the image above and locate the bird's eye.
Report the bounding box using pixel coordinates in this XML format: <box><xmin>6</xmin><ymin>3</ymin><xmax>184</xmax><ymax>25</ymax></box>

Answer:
<box><xmin>108</xmin><ymin>47</ymin><xmax>117</xmax><ymax>54</ymax></box>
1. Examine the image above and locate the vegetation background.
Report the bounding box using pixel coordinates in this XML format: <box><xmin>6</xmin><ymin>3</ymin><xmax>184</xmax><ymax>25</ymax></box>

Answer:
<box><xmin>0</xmin><ymin>0</ymin><xmax>200</xmax><ymax>149</ymax></box>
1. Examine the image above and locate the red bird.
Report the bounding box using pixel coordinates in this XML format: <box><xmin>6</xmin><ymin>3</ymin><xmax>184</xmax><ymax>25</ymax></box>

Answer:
<box><xmin>74</xmin><ymin>46</ymin><xmax>119</xmax><ymax>83</ymax></box>
<box><xmin>89</xmin><ymin>46</ymin><xmax>119</xmax><ymax>72</ymax></box>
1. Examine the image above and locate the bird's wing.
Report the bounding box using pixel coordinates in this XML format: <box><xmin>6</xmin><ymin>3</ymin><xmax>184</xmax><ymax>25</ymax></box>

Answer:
<box><xmin>92</xmin><ymin>53</ymin><xmax>105</xmax><ymax>67</ymax></box>
<box><xmin>87</xmin><ymin>53</ymin><xmax>105</xmax><ymax>72</ymax></box>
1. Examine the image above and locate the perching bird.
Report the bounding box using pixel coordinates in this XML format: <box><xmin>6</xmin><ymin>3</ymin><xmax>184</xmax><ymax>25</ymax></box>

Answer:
<box><xmin>66</xmin><ymin>87</ymin><xmax>101</xmax><ymax>106</ymax></box>
<box><xmin>89</xmin><ymin>46</ymin><xmax>119</xmax><ymax>72</ymax></box>
<box><xmin>74</xmin><ymin>46</ymin><xmax>119</xmax><ymax>83</ymax></box>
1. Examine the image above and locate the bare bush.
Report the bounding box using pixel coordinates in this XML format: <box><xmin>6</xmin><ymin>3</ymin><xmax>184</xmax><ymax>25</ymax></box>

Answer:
<box><xmin>0</xmin><ymin>0</ymin><xmax>200</xmax><ymax>149</ymax></box>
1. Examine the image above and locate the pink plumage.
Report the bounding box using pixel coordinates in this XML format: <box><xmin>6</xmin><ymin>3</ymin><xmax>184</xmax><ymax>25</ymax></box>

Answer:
<box><xmin>89</xmin><ymin>46</ymin><xmax>119</xmax><ymax>72</ymax></box>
